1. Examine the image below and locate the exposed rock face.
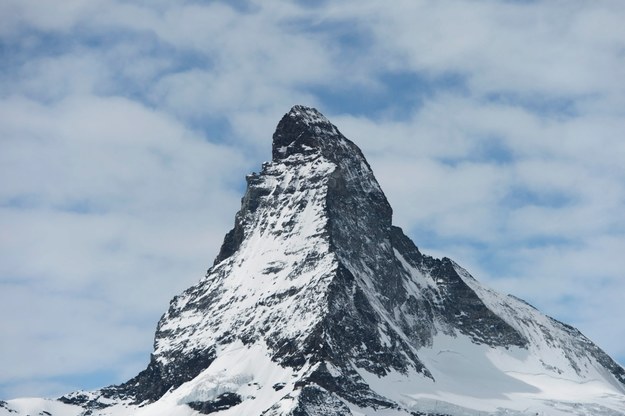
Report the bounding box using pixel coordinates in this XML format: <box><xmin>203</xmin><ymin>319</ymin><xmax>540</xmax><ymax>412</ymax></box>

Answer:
<box><xmin>6</xmin><ymin>106</ymin><xmax>625</xmax><ymax>416</ymax></box>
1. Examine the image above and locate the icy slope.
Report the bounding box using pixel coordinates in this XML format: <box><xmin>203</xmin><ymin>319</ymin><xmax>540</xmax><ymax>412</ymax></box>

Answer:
<box><xmin>2</xmin><ymin>105</ymin><xmax>624</xmax><ymax>416</ymax></box>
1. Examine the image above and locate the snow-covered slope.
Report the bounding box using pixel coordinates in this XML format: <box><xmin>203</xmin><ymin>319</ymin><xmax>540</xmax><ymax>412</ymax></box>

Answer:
<box><xmin>3</xmin><ymin>106</ymin><xmax>625</xmax><ymax>416</ymax></box>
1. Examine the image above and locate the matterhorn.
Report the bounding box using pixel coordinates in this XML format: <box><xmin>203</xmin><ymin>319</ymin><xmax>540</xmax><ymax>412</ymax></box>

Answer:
<box><xmin>3</xmin><ymin>106</ymin><xmax>625</xmax><ymax>416</ymax></box>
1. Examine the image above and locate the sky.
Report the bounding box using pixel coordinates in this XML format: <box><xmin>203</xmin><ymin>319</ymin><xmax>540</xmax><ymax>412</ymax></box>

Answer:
<box><xmin>1</xmin><ymin>0</ymin><xmax>624</xmax><ymax>400</ymax></box>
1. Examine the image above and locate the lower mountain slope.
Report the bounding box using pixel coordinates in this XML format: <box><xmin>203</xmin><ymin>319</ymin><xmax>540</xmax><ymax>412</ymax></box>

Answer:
<box><xmin>2</xmin><ymin>106</ymin><xmax>624</xmax><ymax>416</ymax></box>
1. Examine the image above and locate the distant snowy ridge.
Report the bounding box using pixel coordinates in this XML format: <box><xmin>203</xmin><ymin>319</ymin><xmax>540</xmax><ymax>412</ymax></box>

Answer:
<box><xmin>3</xmin><ymin>105</ymin><xmax>624</xmax><ymax>416</ymax></box>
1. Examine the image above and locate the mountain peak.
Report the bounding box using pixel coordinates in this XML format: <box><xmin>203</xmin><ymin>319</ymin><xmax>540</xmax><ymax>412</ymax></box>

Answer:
<box><xmin>287</xmin><ymin>105</ymin><xmax>330</xmax><ymax>125</ymax></box>
<box><xmin>272</xmin><ymin>105</ymin><xmax>341</xmax><ymax>160</ymax></box>
<box><xmin>4</xmin><ymin>106</ymin><xmax>625</xmax><ymax>416</ymax></box>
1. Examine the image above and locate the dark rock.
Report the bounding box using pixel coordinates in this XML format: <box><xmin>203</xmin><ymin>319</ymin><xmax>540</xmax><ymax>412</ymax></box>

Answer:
<box><xmin>272</xmin><ymin>383</ymin><xmax>286</xmax><ymax>391</ymax></box>
<box><xmin>0</xmin><ymin>402</ymin><xmax>16</xmax><ymax>414</ymax></box>
<box><xmin>113</xmin><ymin>348</ymin><xmax>216</xmax><ymax>404</ymax></box>
<box><xmin>289</xmin><ymin>385</ymin><xmax>353</xmax><ymax>416</ymax></box>
<box><xmin>187</xmin><ymin>393</ymin><xmax>242</xmax><ymax>414</ymax></box>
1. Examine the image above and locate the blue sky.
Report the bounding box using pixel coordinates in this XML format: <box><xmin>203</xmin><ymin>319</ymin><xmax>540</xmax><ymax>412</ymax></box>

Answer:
<box><xmin>1</xmin><ymin>0</ymin><xmax>625</xmax><ymax>399</ymax></box>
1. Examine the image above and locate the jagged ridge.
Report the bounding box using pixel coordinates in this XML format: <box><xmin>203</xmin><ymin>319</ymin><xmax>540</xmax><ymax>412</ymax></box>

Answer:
<box><xmin>3</xmin><ymin>106</ymin><xmax>625</xmax><ymax>416</ymax></box>
<box><xmin>103</xmin><ymin>106</ymin><xmax>624</xmax><ymax>414</ymax></box>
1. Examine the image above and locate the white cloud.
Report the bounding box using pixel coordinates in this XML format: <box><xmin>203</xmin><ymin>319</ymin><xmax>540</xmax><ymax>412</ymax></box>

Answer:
<box><xmin>350</xmin><ymin>0</ymin><xmax>625</xmax><ymax>96</ymax></box>
<box><xmin>0</xmin><ymin>93</ymin><xmax>248</xmax><ymax>395</ymax></box>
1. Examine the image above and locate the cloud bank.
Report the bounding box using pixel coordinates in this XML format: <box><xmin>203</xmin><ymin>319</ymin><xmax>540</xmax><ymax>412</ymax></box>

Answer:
<box><xmin>1</xmin><ymin>0</ymin><xmax>624</xmax><ymax>398</ymax></box>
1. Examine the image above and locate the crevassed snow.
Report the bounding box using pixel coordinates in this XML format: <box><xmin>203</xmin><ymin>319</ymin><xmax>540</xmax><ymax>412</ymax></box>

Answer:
<box><xmin>127</xmin><ymin>341</ymin><xmax>305</xmax><ymax>416</ymax></box>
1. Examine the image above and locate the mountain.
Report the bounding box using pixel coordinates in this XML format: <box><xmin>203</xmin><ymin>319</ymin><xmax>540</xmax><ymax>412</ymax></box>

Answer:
<box><xmin>2</xmin><ymin>105</ymin><xmax>625</xmax><ymax>416</ymax></box>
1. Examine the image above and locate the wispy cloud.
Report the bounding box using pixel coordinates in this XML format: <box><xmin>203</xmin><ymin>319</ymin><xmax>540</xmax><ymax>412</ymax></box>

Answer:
<box><xmin>1</xmin><ymin>0</ymin><xmax>624</xmax><ymax>398</ymax></box>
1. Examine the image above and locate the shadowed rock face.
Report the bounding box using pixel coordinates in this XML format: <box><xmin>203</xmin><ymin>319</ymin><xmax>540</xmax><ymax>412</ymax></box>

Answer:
<box><xmin>53</xmin><ymin>106</ymin><xmax>625</xmax><ymax>416</ymax></box>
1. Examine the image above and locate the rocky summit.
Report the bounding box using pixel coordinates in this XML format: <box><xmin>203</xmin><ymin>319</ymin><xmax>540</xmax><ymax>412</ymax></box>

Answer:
<box><xmin>3</xmin><ymin>106</ymin><xmax>625</xmax><ymax>416</ymax></box>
